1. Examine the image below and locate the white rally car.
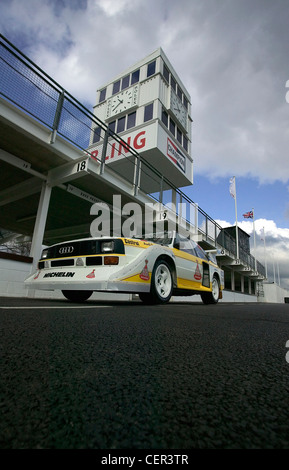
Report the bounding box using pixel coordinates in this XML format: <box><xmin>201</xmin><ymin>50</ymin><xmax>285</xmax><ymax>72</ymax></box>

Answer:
<box><xmin>25</xmin><ymin>232</ymin><xmax>224</xmax><ymax>305</ymax></box>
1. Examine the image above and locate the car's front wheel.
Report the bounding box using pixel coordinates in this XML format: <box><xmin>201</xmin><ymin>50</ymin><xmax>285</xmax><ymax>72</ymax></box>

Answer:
<box><xmin>201</xmin><ymin>276</ymin><xmax>220</xmax><ymax>304</ymax></box>
<box><xmin>139</xmin><ymin>260</ymin><xmax>173</xmax><ymax>304</ymax></box>
<box><xmin>62</xmin><ymin>290</ymin><xmax>93</xmax><ymax>302</ymax></box>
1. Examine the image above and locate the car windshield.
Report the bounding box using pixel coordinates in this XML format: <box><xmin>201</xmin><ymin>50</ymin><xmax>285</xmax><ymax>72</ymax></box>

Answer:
<box><xmin>134</xmin><ymin>232</ymin><xmax>173</xmax><ymax>246</ymax></box>
<box><xmin>144</xmin><ymin>236</ymin><xmax>173</xmax><ymax>245</ymax></box>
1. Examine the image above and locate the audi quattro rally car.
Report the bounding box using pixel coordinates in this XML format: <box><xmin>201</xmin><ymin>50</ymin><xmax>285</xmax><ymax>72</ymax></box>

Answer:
<box><xmin>25</xmin><ymin>232</ymin><xmax>224</xmax><ymax>304</ymax></box>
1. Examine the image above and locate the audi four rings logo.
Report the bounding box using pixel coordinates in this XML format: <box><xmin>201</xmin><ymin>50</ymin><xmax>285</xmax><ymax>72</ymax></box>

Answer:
<box><xmin>59</xmin><ymin>246</ymin><xmax>74</xmax><ymax>254</ymax></box>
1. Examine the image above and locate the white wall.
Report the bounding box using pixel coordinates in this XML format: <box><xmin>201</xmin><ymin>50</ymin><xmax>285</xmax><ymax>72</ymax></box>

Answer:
<box><xmin>0</xmin><ymin>257</ymin><xmax>32</xmax><ymax>297</ymax></box>
<box><xmin>261</xmin><ymin>282</ymin><xmax>289</xmax><ymax>303</ymax></box>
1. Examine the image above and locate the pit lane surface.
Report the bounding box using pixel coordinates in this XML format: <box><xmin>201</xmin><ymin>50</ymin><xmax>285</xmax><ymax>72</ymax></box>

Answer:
<box><xmin>1</xmin><ymin>297</ymin><xmax>289</xmax><ymax>449</ymax></box>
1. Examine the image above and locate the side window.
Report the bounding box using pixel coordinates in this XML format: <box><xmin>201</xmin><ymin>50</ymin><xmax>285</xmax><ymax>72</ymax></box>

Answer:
<box><xmin>176</xmin><ymin>235</ymin><xmax>196</xmax><ymax>256</ymax></box>
<box><xmin>194</xmin><ymin>244</ymin><xmax>208</xmax><ymax>260</ymax></box>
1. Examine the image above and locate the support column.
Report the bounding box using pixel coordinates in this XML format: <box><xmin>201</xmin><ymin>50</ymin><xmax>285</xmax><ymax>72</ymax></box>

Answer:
<box><xmin>231</xmin><ymin>270</ymin><xmax>235</xmax><ymax>291</ymax></box>
<box><xmin>171</xmin><ymin>188</ymin><xmax>177</xmax><ymax>212</ymax></box>
<box><xmin>241</xmin><ymin>274</ymin><xmax>244</xmax><ymax>293</ymax></box>
<box><xmin>28</xmin><ymin>182</ymin><xmax>52</xmax><ymax>296</ymax></box>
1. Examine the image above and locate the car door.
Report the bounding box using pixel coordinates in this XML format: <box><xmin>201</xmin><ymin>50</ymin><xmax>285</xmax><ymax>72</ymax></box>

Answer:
<box><xmin>173</xmin><ymin>236</ymin><xmax>203</xmax><ymax>289</ymax></box>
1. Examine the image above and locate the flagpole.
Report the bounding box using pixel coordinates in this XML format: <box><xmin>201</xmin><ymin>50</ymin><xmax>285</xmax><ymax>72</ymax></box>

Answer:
<box><xmin>229</xmin><ymin>176</ymin><xmax>239</xmax><ymax>260</ymax></box>
<box><xmin>277</xmin><ymin>263</ymin><xmax>280</xmax><ymax>286</ymax></box>
<box><xmin>234</xmin><ymin>177</ymin><xmax>239</xmax><ymax>260</ymax></box>
<box><xmin>263</xmin><ymin>226</ymin><xmax>268</xmax><ymax>279</ymax></box>
<box><xmin>252</xmin><ymin>208</ymin><xmax>257</xmax><ymax>271</ymax></box>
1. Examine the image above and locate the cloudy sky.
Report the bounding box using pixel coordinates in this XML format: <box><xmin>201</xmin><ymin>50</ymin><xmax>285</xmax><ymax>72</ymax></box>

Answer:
<box><xmin>1</xmin><ymin>0</ymin><xmax>289</xmax><ymax>289</ymax></box>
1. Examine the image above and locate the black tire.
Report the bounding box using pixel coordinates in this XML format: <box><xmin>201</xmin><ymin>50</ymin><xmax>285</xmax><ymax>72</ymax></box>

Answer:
<box><xmin>201</xmin><ymin>276</ymin><xmax>220</xmax><ymax>304</ymax></box>
<box><xmin>62</xmin><ymin>290</ymin><xmax>93</xmax><ymax>302</ymax></box>
<box><xmin>140</xmin><ymin>259</ymin><xmax>173</xmax><ymax>304</ymax></box>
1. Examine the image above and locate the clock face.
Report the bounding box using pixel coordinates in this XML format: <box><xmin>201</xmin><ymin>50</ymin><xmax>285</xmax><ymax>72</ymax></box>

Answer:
<box><xmin>170</xmin><ymin>90</ymin><xmax>187</xmax><ymax>130</ymax></box>
<box><xmin>107</xmin><ymin>84</ymin><xmax>139</xmax><ymax>118</ymax></box>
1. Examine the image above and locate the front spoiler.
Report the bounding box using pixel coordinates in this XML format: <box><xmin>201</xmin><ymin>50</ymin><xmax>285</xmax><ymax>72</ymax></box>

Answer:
<box><xmin>24</xmin><ymin>264</ymin><xmax>151</xmax><ymax>293</ymax></box>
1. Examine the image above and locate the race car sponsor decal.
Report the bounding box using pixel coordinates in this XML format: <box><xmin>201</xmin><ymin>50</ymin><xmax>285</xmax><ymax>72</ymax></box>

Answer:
<box><xmin>122</xmin><ymin>238</ymin><xmax>153</xmax><ymax>249</ymax></box>
<box><xmin>86</xmin><ymin>269</ymin><xmax>95</xmax><ymax>278</ymax></box>
<box><xmin>194</xmin><ymin>262</ymin><xmax>202</xmax><ymax>281</ymax></box>
<box><xmin>139</xmin><ymin>260</ymin><xmax>149</xmax><ymax>281</ymax></box>
<box><xmin>43</xmin><ymin>272</ymin><xmax>75</xmax><ymax>278</ymax></box>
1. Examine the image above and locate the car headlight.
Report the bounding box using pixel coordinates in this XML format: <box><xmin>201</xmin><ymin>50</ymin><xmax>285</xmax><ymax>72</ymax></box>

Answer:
<box><xmin>41</xmin><ymin>249</ymin><xmax>48</xmax><ymax>259</ymax></box>
<box><xmin>101</xmin><ymin>241</ymin><xmax>114</xmax><ymax>253</ymax></box>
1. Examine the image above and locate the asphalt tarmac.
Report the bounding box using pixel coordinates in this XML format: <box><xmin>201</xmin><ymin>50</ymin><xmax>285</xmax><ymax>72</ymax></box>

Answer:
<box><xmin>1</xmin><ymin>297</ymin><xmax>289</xmax><ymax>450</ymax></box>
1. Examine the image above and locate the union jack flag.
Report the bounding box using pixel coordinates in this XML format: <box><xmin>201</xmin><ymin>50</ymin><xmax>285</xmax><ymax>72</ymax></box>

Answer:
<box><xmin>243</xmin><ymin>210</ymin><xmax>254</xmax><ymax>219</ymax></box>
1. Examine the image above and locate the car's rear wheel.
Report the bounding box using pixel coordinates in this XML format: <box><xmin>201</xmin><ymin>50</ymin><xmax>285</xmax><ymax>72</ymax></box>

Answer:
<box><xmin>62</xmin><ymin>290</ymin><xmax>93</xmax><ymax>302</ymax></box>
<box><xmin>201</xmin><ymin>276</ymin><xmax>220</xmax><ymax>304</ymax></box>
<box><xmin>139</xmin><ymin>259</ymin><xmax>173</xmax><ymax>304</ymax></box>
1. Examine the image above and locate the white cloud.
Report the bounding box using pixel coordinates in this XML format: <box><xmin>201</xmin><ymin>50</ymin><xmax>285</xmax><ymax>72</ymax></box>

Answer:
<box><xmin>97</xmin><ymin>0</ymin><xmax>138</xmax><ymax>16</ymax></box>
<box><xmin>2</xmin><ymin>0</ymin><xmax>289</xmax><ymax>183</ymax></box>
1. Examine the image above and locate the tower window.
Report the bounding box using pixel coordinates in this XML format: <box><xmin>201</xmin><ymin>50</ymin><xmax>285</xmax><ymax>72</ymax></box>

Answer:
<box><xmin>183</xmin><ymin>136</ymin><xmax>188</xmax><ymax>151</ymax></box>
<box><xmin>117</xmin><ymin>116</ymin><xmax>126</xmax><ymax>133</ymax></box>
<box><xmin>144</xmin><ymin>103</ymin><xmax>153</xmax><ymax>122</ymax></box>
<box><xmin>92</xmin><ymin>126</ymin><xmax>101</xmax><ymax>143</ymax></box>
<box><xmin>99</xmin><ymin>88</ymin><xmax>106</xmax><ymax>103</ymax></box>
<box><xmin>163</xmin><ymin>64</ymin><xmax>170</xmax><ymax>83</ymax></box>
<box><xmin>127</xmin><ymin>111</ymin><xmax>136</xmax><ymax>129</ymax></box>
<box><xmin>121</xmin><ymin>75</ymin><xmax>130</xmax><ymax>90</ymax></box>
<box><xmin>162</xmin><ymin>109</ymin><xmax>168</xmax><ymax>127</ymax></box>
<box><xmin>108</xmin><ymin>121</ymin><xmax>116</xmax><ymax>134</ymax></box>
<box><xmin>169</xmin><ymin>119</ymin><xmax>175</xmax><ymax>136</ymax></box>
<box><xmin>171</xmin><ymin>76</ymin><xmax>176</xmax><ymax>93</ymax></box>
<box><xmin>147</xmin><ymin>60</ymin><xmax>156</xmax><ymax>78</ymax></box>
<box><xmin>112</xmin><ymin>80</ymin><xmax>120</xmax><ymax>95</ymax></box>
<box><xmin>131</xmin><ymin>69</ymin><xmax>140</xmax><ymax>84</ymax></box>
